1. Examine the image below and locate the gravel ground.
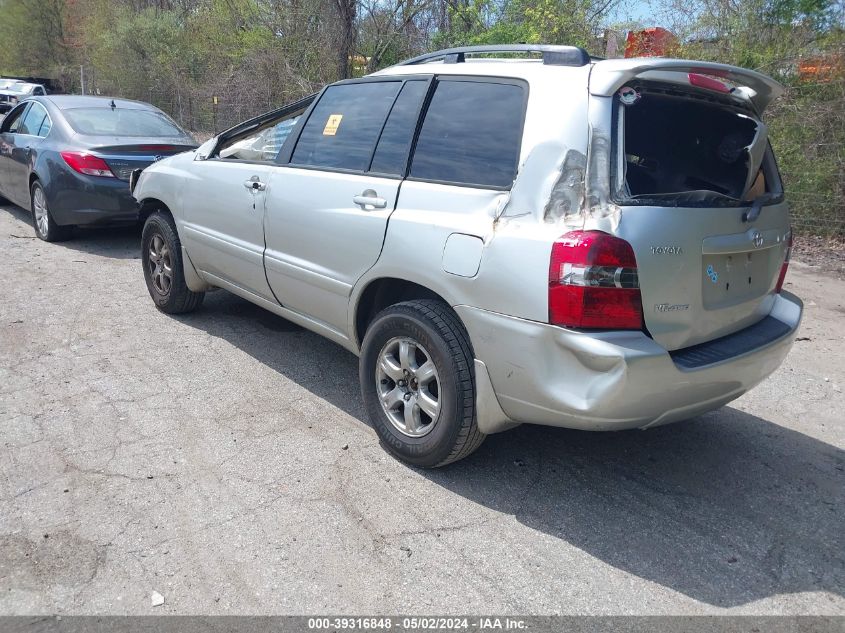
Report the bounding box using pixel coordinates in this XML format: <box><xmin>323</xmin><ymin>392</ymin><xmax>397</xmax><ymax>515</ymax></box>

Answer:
<box><xmin>0</xmin><ymin>203</ymin><xmax>843</xmax><ymax>615</ymax></box>
<box><xmin>794</xmin><ymin>235</ymin><xmax>845</xmax><ymax>276</ymax></box>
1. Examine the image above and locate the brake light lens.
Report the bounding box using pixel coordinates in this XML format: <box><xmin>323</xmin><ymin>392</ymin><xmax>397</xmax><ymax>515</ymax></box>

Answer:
<box><xmin>60</xmin><ymin>152</ymin><xmax>115</xmax><ymax>178</ymax></box>
<box><xmin>549</xmin><ymin>230</ymin><xmax>643</xmax><ymax>330</ymax></box>
<box><xmin>775</xmin><ymin>229</ymin><xmax>793</xmax><ymax>293</ymax></box>
<box><xmin>688</xmin><ymin>72</ymin><xmax>731</xmax><ymax>93</ymax></box>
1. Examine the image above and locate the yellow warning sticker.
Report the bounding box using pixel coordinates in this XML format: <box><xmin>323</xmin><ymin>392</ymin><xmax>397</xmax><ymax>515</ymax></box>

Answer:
<box><xmin>323</xmin><ymin>114</ymin><xmax>343</xmax><ymax>136</ymax></box>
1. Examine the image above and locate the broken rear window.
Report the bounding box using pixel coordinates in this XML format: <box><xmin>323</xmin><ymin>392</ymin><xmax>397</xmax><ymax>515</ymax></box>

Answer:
<box><xmin>615</xmin><ymin>84</ymin><xmax>781</xmax><ymax>206</ymax></box>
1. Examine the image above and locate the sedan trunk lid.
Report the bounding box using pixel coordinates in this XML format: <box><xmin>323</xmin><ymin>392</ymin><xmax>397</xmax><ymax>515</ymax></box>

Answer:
<box><xmin>73</xmin><ymin>138</ymin><xmax>197</xmax><ymax>181</ymax></box>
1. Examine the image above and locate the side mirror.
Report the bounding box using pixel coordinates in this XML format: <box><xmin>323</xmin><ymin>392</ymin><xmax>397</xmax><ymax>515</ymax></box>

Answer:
<box><xmin>194</xmin><ymin>137</ymin><xmax>217</xmax><ymax>161</ymax></box>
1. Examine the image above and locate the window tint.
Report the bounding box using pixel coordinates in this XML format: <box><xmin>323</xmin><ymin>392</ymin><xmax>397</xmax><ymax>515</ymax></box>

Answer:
<box><xmin>19</xmin><ymin>102</ymin><xmax>48</xmax><ymax>136</ymax></box>
<box><xmin>369</xmin><ymin>80</ymin><xmax>428</xmax><ymax>175</ymax></box>
<box><xmin>292</xmin><ymin>81</ymin><xmax>400</xmax><ymax>171</ymax></box>
<box><xmin>410</xmin><ymin>80</ymin><xmax>526</xmax><ymax>189</ymax></box>
<box><xmin>64</xmin><ymin>108</ymin><xmax>185</xmax><ymax>137</ymax></box>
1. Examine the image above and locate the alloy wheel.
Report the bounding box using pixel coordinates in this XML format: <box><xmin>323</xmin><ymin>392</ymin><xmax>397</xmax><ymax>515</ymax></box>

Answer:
<box><xmin>148</xmin><ymin>234</ymin><xmax>173</xmax><ymax>296</ymax></box>
<box><xmin>32</xmin><ymin>187</ymin><xmax>49</xmax><ymax>237</ymax></box>
<box><xmin>375</xmin><ymin>337</ymin><xmax>441</xmax><ymax>437</ymax></box>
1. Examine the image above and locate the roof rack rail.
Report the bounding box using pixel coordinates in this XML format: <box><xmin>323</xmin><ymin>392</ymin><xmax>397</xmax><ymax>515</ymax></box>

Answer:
<box><xmin>397</xmin><ymin>44</ymin><xmax>592</xmax><ymax>68</ymax></box>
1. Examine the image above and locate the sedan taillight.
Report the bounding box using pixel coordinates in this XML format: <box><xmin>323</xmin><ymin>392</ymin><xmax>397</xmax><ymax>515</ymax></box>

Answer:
<box><xmin>549</xmin><ymin>230</ymin><xmax>644</xmax><ymax>330</ymax></box>
<box><xmin>60</xmin><ymin>152</ymin><xmax>115</xmax><ymax>178</ymax></box>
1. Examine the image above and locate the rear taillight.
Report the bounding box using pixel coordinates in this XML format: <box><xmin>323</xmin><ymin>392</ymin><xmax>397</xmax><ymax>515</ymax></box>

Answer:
<box><xmin>60</xmin><ymin>152</ymin><xmax>115</xmax><ymax>178</ymax></box>
<box><xmin>549</xmin><ymin>230</ymin><xmax>643</xmax><ymax>330</ymax></box>
<box><xmin>775</xmin><ymin>229</ymin><xmax>793</xmax><ymax>293</ymax></box>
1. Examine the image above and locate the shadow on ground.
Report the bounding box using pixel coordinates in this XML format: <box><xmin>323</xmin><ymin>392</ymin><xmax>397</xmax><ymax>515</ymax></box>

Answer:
<box><xmin>5</xmin><ymin>199</ymin><xmax>841</xmax><ymax>607</ymax></box>
<box><xmin>2</xmin><ymin>204</ymin><xmax>140</xmax><ymax>260</ymax></box>
<box><xmin>177</xmin><ymin>289</ymin><xmax>844</xmax><ymax>608</ymax></box>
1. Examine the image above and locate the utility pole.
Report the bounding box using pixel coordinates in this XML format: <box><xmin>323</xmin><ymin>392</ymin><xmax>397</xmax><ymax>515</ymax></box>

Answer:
<box><xmin>80</xmin><ymin>65</ymin><xmax>85</xmax><ymax>95</ymax></box>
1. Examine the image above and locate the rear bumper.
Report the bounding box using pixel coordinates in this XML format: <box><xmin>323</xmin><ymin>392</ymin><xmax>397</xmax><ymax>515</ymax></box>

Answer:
<box><xmin>46</xmin><ymin>171</ymin><xmax>139</xmax><ymax>226</ymax></box>
<box><xmin>456</xmin><ymin>291</ymin><xmax>803</xmax><ymax>432</ymax></box>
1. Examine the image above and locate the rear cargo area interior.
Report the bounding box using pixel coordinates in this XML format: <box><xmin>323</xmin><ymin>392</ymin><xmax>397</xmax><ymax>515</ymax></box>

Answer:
<box><xmin>623</xmin><ymin>92</ymin><xmax>763</xmax><ymax>200</ymax></box>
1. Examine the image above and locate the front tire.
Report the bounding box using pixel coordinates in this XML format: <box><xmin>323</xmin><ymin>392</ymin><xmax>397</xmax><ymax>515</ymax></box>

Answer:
<box><xmin>360</xmin><ymin>299</ymin><xmax>485</xmax><ymax>467</ymax></box>
<box><xmin>31</xmin><ymin>181</ymin><xmax>70</xmax><ymax>242</ymax></box>
<box><xmin>141</xmin><ymin>211</ymin><xmax>204</xmax><ymax>314</ymax></box>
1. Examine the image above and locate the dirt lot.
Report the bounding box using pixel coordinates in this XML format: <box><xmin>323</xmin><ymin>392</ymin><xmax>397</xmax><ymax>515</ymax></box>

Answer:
<box><xmin>0</xmin><ymin>203</ymin><xmax>843</xmax><ymax>615</ymax></box>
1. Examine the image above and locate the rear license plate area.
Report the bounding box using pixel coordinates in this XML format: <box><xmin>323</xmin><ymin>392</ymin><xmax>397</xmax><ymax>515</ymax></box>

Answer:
<box><xmin>702</xmin><ymin>250</ymin><xmax>773</xmax><ymax>308</ymax></box>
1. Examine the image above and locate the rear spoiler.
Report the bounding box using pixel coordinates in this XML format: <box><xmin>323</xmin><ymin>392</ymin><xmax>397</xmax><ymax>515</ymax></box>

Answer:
<box><xmin>589</xmin><ymin>58</ymin><xmax>785</xmax><ymax>112</ymax></box>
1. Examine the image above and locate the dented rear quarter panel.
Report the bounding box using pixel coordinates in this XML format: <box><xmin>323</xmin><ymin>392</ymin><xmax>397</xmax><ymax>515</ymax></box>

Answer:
<box><xmin>351</xmin><ymin>64</ymin><xmax>593</xmax><ymax>339</ymax></box>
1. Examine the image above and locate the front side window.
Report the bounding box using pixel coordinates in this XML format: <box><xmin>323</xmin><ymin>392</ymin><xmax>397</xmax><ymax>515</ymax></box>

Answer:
<box><xmin>219</xmin><ymin>111</ymin><xmax>303</xmax><ymax>162</ymax></box>
<box><xmin>292</xmin><ymin>81</ymin><xmax>401</xmax><ymax>172</ymax></box>
<box><xmin>410</xmin><ymin>79</ymin><xmax>526</xmax><ymax>189</ymax></box>
<box><xmin>0</xmin><ymin>103</ymin><xmax>29</xmax><ymax>133</ymax></box>
<box><xmin>64</xmin><ymin>107</ymin><xmax>185</xmax><ymax>137</ymax></box>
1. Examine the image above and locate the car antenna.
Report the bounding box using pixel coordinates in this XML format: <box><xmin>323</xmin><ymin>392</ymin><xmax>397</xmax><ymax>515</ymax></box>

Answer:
<box><xmin>109</xmin><ymin>99</ymin><xmax>116</xmax><ymax>110</ymax></box>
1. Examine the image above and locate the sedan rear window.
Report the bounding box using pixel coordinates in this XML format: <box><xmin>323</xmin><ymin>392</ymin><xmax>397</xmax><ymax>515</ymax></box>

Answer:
<box><xmin>64</xmin><ymin>108</ymin><xmax>185</xmax><ymax>137</ymax></box>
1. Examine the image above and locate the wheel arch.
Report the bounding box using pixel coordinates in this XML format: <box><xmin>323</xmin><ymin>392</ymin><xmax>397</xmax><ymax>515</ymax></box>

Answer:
<box><xmin>27</xmin><ymin>172</ymin><xmax>47</xmax><ymax>213</ymax></box>
<box><xmin>353</xmin><ymin>277</ymin><xmax>461</xmax><ymax>351</ymax></box>
<box><xmin>139</xmin><ymin>198</ymin><xmax>211</xmax><ymax>293</ymax></box>
<box><xmin>138</xmin><ymin>198</ymin><xmax>172</xmax><ymax>224</ymax></box>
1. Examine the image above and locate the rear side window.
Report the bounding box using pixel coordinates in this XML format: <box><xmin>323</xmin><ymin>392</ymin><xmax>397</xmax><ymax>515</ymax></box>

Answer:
<box><xmin>369</xmin><ymin>80</ymin><xmax>428</xmax><ymax>175</ymax></box>
<box><xmin>19</xmin><ymin>102</ymin><xmax>49</xmax><ymax>137</ymax></box>
<box><xmin>64</xmin><ymin>108</ymin><xmax>185</xmax><ymax>137</ymax></box>
<box><xmin>410</xmin><ymin>80</ymin><xmax>526</xmax><ymax>189</ymax></box>
<box><xmin>292</xmin><ymin>81</ymin><xmax>401</xmax><ymax>172</ymax></box>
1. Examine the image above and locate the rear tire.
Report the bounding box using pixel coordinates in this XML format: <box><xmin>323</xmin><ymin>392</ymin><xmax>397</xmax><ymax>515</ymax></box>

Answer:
<box><xmin>141</xmin><ymin>211</ymin><xmax>204</xmax><ymax>314</ymax></box>
<box><xmin>360</xmin><ymin>299</ymin><xmax>485</xmax><ymax>468</ymax></box>
<box><xmin>31</xmin><ymin>181</ymin><xmax>71</xmax><ymax>242</ymax></box>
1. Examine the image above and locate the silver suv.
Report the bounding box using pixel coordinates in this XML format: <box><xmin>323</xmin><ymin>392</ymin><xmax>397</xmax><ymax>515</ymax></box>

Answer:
<box><xmin>132</xmin><ymin>45</ymin><xmax>802</xmax><ymax>467</ymax></box>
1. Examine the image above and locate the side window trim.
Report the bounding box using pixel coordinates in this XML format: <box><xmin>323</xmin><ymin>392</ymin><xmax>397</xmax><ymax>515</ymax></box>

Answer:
<box><xmin>366</xmin><ymin>76</ymin><xmax>434</xmax><ymax>177</ymax></box>
<box><xmin>405</xmin><ymin>75</ymin><xmax>529</xmax><ymax>191</ymax></box>
<box><xmin>284</xmin><ymin>74</ymin><xmax>432</xmax><ymax>176</ymax></box>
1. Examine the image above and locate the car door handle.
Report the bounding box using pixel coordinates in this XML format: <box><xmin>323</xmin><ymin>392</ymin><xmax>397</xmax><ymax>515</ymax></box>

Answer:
<box><xmin>243</xmin><ymin>177</ymin><xmax>266</xmax><ymax>191</ymax></box>
<box><xmin>353</xmin><ymin>190</ymin><xmax>386</xmax><ymax>210</ymax></box>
